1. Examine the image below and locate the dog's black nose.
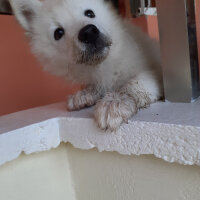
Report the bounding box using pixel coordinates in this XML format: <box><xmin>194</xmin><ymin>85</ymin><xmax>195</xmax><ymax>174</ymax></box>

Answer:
<box><xmin>78</xmin><ymin>24</ymin><xmax>100</xmax><ymax>44</ymax></box>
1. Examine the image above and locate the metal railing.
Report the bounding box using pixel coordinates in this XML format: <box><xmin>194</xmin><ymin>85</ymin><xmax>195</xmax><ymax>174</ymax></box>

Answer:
<box><xmin>157</xmin><ymin>0</ymin><xmax>200</xmax><ymax>102</ymax></box>
<box><xmin>130</xmin><ymin>0</ymin><xmax>200</xmax><ymax>102</ymax></box>
<box><xmin>129</xmin><ymin>0</ymin><xmax>156</xmax><ymax>17</ymax></box>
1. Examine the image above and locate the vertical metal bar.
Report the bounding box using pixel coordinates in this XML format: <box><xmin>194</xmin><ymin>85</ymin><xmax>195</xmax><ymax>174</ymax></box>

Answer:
<box><xmin>140</xmin><ymin>0</ymin><xmax>145</xmax><ymax>15</ymax></box>
<box><xmin>156</xmin><ymin>0</ymin><xmax>200</xmax><ymax>102</ymax></box>
<box><xmin>147</xmin><ymin>0</ymin><xmax>151</xmax><ymax>7</ymax></box>
<box><xmin>187</xmin><ymin>0</ymin><xmax>200</xmax><ymax>100</ymax></box>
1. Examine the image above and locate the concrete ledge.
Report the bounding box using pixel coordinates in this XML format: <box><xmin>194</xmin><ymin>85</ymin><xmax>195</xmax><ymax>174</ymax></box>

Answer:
<box><xmin>0</xmin><ymin>100</ymin><xmax>200</xmax><ymax>166</ymax></box>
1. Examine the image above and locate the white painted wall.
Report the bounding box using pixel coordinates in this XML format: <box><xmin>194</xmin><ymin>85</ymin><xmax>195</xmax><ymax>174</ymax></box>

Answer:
<box><xmin>0</xmin><ymin>144</ymin><xmax>200</xmax><ymax>200</ymax></box>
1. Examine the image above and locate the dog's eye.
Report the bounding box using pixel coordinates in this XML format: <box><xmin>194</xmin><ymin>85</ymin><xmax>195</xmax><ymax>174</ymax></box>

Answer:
<box><xmin>85</xmin><ymin>10</ymin><xmax>95</xmax><ymax>18</ymax></box>
<box><xmin>54</xmin><ymin>28</ymin><xmax>65</xmax><ymax>41</ymax></box>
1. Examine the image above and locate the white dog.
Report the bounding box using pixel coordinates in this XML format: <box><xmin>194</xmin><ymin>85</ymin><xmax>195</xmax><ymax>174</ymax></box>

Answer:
<box><xmin>10</xmin><ymin>0</ymin><xmax>163</xmax><ymax>131</ymax></box>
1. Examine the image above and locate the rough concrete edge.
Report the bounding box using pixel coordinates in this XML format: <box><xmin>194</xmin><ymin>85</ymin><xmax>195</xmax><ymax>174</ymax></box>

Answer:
<box><xmin>0</xmin><ymin>116</ymin><xmax>200</xmax><ymax>167</ymax></box>
<box><xmin>59</xmin><ymin>117</ymin><xmax>200</xmax><ymax>167</ymax></box>
<box><xmin>0</xmin><ymin>118</ymin><xmax>61</xmax><ymax>166</ymax></box>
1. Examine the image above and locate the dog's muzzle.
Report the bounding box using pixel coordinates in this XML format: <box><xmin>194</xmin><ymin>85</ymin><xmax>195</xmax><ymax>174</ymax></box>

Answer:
<box><xmin>77</xmin><ymin>24</ymin><xmax>112</xmax><ymax>65</ymax></box>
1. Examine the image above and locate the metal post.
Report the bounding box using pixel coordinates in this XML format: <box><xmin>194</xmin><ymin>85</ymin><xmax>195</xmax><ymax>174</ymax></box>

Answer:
<box><xmin>156</xmin><ymin>0</ymin><xmax>200</xmax><ymax>102</ymax></box>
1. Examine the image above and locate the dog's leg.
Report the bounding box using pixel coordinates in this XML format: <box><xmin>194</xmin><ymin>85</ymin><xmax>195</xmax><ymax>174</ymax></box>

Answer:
<box><xmin>94</xmin><ymin>73</ymin><xmax>162</xmax><ymax>131</ymax></box>
<box><xmin>67</xmin><ymin>86</ymin><xmax>102</xmax><ymax>111</ymax></box>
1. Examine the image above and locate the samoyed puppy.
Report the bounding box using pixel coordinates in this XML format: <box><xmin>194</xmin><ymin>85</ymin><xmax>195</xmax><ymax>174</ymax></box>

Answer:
<box><xmin>10</xmin><ymin>0</ymin><xmax>163</xmax><ymax>131</ymax></box>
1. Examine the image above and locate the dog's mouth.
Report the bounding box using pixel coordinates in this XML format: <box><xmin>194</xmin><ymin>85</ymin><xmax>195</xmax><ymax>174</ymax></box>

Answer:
<box><xmin>75</xmin><ymin>24</ymin><xmax>112</xmax><ymax>66</ymax></box>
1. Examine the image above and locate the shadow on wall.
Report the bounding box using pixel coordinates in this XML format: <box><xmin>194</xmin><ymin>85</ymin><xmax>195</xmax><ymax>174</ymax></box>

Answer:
<box><xmin>64</xmin><ymin>144</ymin><xmax>200</xmax><ymax>200</ymax></box>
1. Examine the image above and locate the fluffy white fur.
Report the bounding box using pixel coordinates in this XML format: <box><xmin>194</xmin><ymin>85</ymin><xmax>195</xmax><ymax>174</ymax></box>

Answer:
<box><xmin>10</xmin><ymin>0</ymin><xmax>163</xmax><ymax>131</ymax></box>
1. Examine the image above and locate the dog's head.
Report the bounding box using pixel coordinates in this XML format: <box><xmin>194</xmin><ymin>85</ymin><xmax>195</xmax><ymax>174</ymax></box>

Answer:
<box><xmin>10</xmin><ymin>0</ymin><xmax>117</xmax><ymax>75</ymax></box>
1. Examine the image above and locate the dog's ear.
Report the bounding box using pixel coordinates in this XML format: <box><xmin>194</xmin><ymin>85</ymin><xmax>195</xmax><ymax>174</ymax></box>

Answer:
<box><xmin>9</xmin><ymin>0</ymin><xmax>42</xmax><ymax>31</ymax></box>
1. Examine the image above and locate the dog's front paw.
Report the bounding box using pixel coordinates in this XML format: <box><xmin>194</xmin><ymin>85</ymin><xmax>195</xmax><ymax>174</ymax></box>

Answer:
<box><xmin>67</xmin><ymin>91</ymin><xmax>96</xmax><ymax>111</ymax></box>
<box><xmin>94</xmin><ymin>93</ymin><xmax>137</xmax><ymax>132</ymax></box>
